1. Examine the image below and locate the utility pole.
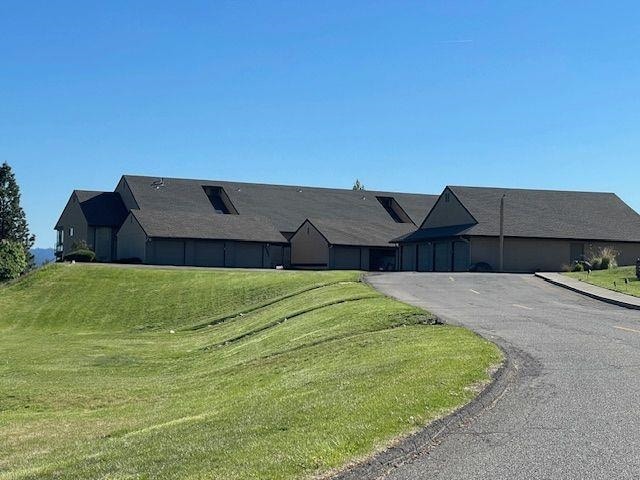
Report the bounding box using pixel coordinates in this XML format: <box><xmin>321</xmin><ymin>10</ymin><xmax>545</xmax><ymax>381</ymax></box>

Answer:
<box><xmin>499</xmin><ymin>194</ymin><xmax>505</xmax><ymax>272</ymax></box>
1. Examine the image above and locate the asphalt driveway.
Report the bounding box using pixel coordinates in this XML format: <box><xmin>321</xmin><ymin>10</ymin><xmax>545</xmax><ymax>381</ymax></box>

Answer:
<box><xmin>367</xmin><ymin>272</ymin><xmax>640</xmax><ymax>480</ymax></box>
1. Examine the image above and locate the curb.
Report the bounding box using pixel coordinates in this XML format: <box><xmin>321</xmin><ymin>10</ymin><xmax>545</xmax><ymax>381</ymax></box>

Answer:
<box><xmin>330</xmin><ymin>342</ymin><xmax>518</xmax><ymax>480</ymax></box>
<box><xmin>534</xmin><ymin>273</ymin><xmax>640</xmax><ymax>311</ymax></box>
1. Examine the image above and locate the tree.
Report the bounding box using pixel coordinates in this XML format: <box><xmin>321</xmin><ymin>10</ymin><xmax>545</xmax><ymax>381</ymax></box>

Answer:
<box><xmin>0</xmin><ymin>162</ymin><xmax>35</xmax><ymax>269</ymax></box>
<box><xmin>352</xmin><ymin>179</ymin><xmax>365</xmax><ymax>191</ymax></box>
<box><xmin>0</xmin><ymin>240</ymin><xmax>27</xmax><ymax>280</ymax></box>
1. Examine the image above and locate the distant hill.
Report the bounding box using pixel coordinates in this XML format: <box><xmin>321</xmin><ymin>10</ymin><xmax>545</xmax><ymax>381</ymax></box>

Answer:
<box><xmin>31</xmin><ymin>248</ymin><xmax>55</xmax><ymax>266</ymax></box>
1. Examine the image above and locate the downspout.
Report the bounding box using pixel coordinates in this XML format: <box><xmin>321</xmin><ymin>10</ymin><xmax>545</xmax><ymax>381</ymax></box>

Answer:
<box><xmin>499</xmin><ymin>194</ymin><xmax>506</xmax><ymax>272</ymax></box>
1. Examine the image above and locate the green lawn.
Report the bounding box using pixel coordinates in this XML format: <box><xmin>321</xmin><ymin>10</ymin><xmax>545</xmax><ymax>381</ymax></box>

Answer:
<box><xmin>0</xmin><ymin>264</ymin><xmax>501</xmax><ymax>480</ymax></box>
<box><xmin>566</xmin><ymin>265</ymin><xmax>640</xmax><ymax>298</ymax></box>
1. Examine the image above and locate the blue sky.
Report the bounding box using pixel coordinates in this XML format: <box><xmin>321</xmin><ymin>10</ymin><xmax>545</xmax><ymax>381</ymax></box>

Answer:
<box><xmin>3</xmin><ymin>1</ymin><xmax>640</xmax><ymax>247</ymax></box>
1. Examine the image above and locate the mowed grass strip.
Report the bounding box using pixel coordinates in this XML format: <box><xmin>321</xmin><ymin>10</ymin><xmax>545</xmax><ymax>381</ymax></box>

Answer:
<box><xmin>566</xmin><ymin>265</ymin><xmax>640</xmax><ymax>297</ymax></box>
<box><xmin>0</xmin><ymin>264</ymin><xmax>501</xmax><ymax>480</ymax></box>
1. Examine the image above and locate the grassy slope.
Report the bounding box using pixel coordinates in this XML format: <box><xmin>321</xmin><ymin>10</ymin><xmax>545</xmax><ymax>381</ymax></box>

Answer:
<box><xmin>566</xmin><ymin>266</ymin><xmax>640</xmax><ymax>298</ymax></box>
<box><xmin>0</xmin><ymin>265</ymin><xmax>501</xmax><ymax>480</ymax></box>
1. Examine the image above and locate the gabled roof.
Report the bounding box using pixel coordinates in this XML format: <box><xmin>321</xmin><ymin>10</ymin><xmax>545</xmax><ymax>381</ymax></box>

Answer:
<box><xmin>301</xmin><ymin>218</ymin><xmax>417</xmax><ymax>248</ymax></box>
<box><xmin>410</xmin><ymin>186</ymin><xmax>640</xmax><ymax>243</ymax></box>
<box><xmin>56</xmin><ymin>191</ymin><xmax>128</xmax><ymax>228</ymax></box>
<box><xmin>121</xmin><ymin>175</ymin><xmax>438</xmax><ymax>241</ymax></box>
<box><xmin>129</xmin><ymin>209</ymin><xmax>286</xmax><ymax>243</ymax></box>
<box><xmin>393</xmin><ymin>223</ymin><xmax>476</xmax><ymax>243</ymax></box>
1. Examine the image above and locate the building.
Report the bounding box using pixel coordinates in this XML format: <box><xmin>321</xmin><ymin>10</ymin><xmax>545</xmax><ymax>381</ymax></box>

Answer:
<box><xmin>396</xmin><ymin>186</ymin><xmax>640</xmax><ymax>272</ymax></box>
<box><xmin>55</xmin><ymin>175</ymin><xmax>437</xmax><ymax>269</ymax></box>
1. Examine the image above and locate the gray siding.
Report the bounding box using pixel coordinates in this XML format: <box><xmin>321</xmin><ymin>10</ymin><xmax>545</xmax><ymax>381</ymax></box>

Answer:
<box><xmin>421</xmin><ymin>187</ymin><xmax>475</xmax><ymax>229</ymax></box>
<box><xmin>115</xmin><ymin>177</ymin><xmax>139</xmax><ymax>212</ymax></box>
<box><xmin>56</xmin><ymin>194</ymin><xmax>89</xmax><ymax>257</ymax></box>
<box><xmin>290</xmin><ymin>221</ymin><xmax>330</xmax><ymax>267</ymax></box>
<box><xmin>470</xmin><ymin>237</ymin><xmax>640</xmax><ymax>272</ymax></box>
<box><xmin>94</xmin><ymin>227</ymin><xmax>114</xmax><ymax>262</ymax></box>
<box><xmin>117</xmin><ymin>214</ymin><xmax>147</xmax><ymax>262</ymax></box>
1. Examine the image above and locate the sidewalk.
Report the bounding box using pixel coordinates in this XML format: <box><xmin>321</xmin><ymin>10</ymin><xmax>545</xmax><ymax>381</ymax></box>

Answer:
<box><xmin>535</xmin><ymin>272</ymin><xmax>640</xmax><ymax>310</ymax></box>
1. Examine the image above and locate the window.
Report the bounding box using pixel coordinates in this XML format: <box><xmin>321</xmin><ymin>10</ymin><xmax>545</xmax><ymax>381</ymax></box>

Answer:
<box><xmin>376</xmin><ymin>196</ymin><xmax>412</xmax><ymax>223</ymax></box>
<box><xmin>444</xmin><ymin>192</ymin><xmax>451</xmax><ymax>203</ymax></box>
<box><xmin>69</xmin><ymin>226</ymin><xmax>75</xmax><ymax>237</ymax></box>
<box><xmin>203</xmin><ymin>186</ymin><xmax>238</xmax><ymax>214</ymax></box>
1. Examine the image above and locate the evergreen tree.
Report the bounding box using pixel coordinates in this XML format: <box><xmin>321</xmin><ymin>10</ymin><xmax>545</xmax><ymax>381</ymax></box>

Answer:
<box><xmin>0</xmin><ymin>162</ymin><xmax>35</xmax><ymax>268</ymax></box>
<box><xmin>352</xmin><ymin>179</ymin><xmax>365</xmax><ymax>191</ymax></box>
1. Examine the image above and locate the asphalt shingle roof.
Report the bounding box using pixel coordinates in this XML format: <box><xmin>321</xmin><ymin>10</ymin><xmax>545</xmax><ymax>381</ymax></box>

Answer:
<box><xmin>305</xmin><ymin>218</ymin><xmax>418</xmax><ymax>247</ymax></box>
<box><xmin>130</xmin><ymin>209</ymin><xmax>286</xmax><ymax>243</ymax></box>
<box><xmin>74</xmin><ymin>191</ymin><xmax>128</xmax><ymax>227</ymax></box>
<box><xmin>420</xmin><ymin>186</ymin><xmax>640</xmax><ymax>242</ymax></box>
<box><xmin>122</xmin><ymin>175</ymin><xmax>438</xmax><ymax>242</ymax></box>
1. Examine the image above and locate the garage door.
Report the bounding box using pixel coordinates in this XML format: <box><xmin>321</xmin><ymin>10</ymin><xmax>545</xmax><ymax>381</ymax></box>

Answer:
<box><xmin>234</xmin><ymin>243</ymin><xmax>264</xmax><ymax>268</ymax></box>
<box><xmin>153</xmin><ymin>240</ymin><xmax>185</xmax><ymax>265</ymax></box>
<box><xmin>434</xmin><ymin>242</ymin><xmax>451</xmax><ymax>272</ymax></box>
<box><xmin>193</xmin><ymin>241</ymin><xmax>224</xmax><ymax>267</ymax></box>
<box><xmin>417</xmin><ymin>243</ymin><xmax>433</xmax><ymax>272</ymax></box>
<box><xmin>452</xmin><ymin>241</ymin><xmax>470</xmax><ymax>272</ymax></box>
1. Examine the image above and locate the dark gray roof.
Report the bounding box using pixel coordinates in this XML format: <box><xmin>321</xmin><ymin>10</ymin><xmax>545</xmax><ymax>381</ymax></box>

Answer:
<box><xmin>305</xmin><ymin>218</ymin><xmax>417</xmax><ymax>248</ymax></box>
<box><xmin>122</xmin><ymin>175</ymin><xmax>438</xmax><ymax>242</ymax></box>
<box><xmin>130</xmin><ymin>209</ymin><xmax>286</xmax><ymax>243</ymax></box>
<box><xmin>394</xmin><ymin>224</ymin><xmax>476</xmax><ymax>243</ymax></box>
<box><xmin>75</xmin><ymin>191</ymin><xmax>128</xmax><ymax>227</ymax></box>
<box><xmin>420</xmin><ymin>186</ymin><xmax>640</xmax><ymax>242</ymax></box>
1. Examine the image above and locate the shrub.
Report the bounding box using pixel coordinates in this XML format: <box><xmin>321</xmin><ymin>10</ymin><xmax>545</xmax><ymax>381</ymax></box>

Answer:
<box><xmin>64</xmin><ymin>249</ymin><xmax>96</xmax><ymax>263</ymax></box>
<box><xmin>0</xmin><ymin>240</ymin><xmax>27</xmax><ymax>281</ymax></box>
<box><xmin>588</xmin><ymin>247</ymin><xmax>618</xmax><ymax>270</ymax></box>
<box><xmin>599</xmin><ymin>247</ymin><xmax>618</xmax><ymax>269</ymax></box>
<box><xmin>571</xmin><ymin>262</ymin><xmax>584</xmax><ymax>272</ymax></box>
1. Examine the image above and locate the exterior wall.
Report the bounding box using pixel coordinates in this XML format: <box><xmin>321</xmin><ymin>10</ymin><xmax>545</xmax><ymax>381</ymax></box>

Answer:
<box><xmin>421</xmin><ymin>188</ymin><xmax>475</xmax><ymax>229</ymax></box>
<box><xmin>400</xmin><ymin>240</ymin><xmax>469</xmax><ymax>272</ymax></box>
<box><xmin>586</xmin><ymin>241</ymin><xmax>640</xmax><ymax>267</ymax></box>
<box><xmin>115</xmin><ymin>177</ymin><xmax>139</xmax><ymax>211</ymax></box>
<box><xmin>94</xmin><ymin>227</ymin><xmax>114</xmax><ymax>262</ymax></box>
<box><xmin>469</xmin><ymin>237</ymin><xmax>500</xmax><ymax>270</ymax></box>
<box><xmin>266</xmin><ymin>244</ymin><xmax>289</xmax><ymax>268</ymax></box>
<box><xmin>117</xmin><ymin>214</ymin><xmax>148</xmax><ymax>261</ymax></box>
<box><xmin>144</xmin><ymin>237</ymin><xmax>285</xmax><ymax>268</ymax></box>
<box><xmin>470</xmin><ymin>237</ymin><xmax>640</xmax><ymax>272</ymax></box>
<box><xmin>290</xmin><ymin>221</ymin><xmax>330</xmax><ymax>267</ymax></box>
<box><xmin>56</xmin><ymin>194</ymin><xmax>89</xmax><ymax>258</ymax></box>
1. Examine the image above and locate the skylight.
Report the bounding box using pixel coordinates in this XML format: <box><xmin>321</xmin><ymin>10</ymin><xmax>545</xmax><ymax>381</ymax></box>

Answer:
<box><xmin>376</xmin><ymin>196</ymin><xmax>412</xmax><ymax>223</ymax></box>
<box><xmin>203</xmin><ymin>186</ymin><xmax>238</xmax><ymax>215</ymax></box>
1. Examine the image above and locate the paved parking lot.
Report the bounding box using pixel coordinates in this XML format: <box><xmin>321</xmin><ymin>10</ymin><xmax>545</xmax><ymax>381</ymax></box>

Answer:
<box><xmin>367</xmin><ymin>272</ymin><xmax>640</xmax><ymax>480</ymax></box>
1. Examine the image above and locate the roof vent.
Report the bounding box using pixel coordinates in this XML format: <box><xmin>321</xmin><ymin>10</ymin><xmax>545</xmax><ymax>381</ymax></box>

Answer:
<box><xmin>297</xmin><ymin>188</ymin><xmax>303</xmax><ymax>193</ymax></box>
<box><xmin>151</xmin><ymin>178</ymin><xmax>165</xmax><ymax>189</ymax></box>
<box><xmin>361</xmin><ymin>196</ymin><xmax>366</xmax><ymax>200</ymax></box>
